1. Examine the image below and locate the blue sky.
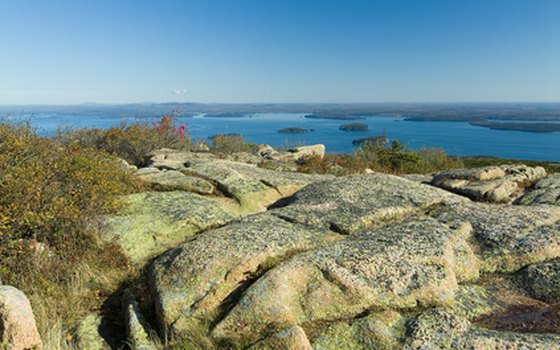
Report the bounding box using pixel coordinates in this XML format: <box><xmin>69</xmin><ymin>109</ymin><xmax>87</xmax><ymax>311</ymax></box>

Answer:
<box><xmin>0</xmin><ymin>0</ymin><xmax>559</xmax><ymax>104</ymax></box>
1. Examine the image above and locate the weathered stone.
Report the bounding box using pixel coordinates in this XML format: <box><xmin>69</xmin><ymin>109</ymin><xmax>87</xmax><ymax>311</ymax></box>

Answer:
<box><xmin>211</xmin><ymin>217</ymin><xmax>478</xmax><ymax>346</ymax></box>
<box><xmin>248</xmin><ymin>326</ymin><xmax>312</xmax><ymax>350</ymax></box>
<box><xmin>522</xmin><ymin>259</ymin><xmax>560</xmax><ymax>303</ymax></box>
<box><xmin>72</xmin><ymin>314</ymin><xmax>110</xmax><ymax>350</ymax></box>
<box><xmin>429</xmin><ymin>201</ymin><xmax>560</xmax><ymax>273</ymax></box>
<box><xmin>190</xmin><ymin>142</ymin><xmax>210</xmax><ymax>153</ymax></box>
<box><xmin>257</xmin><ymin>144</ymin><xmax>278</xmax><ymax>159</ymax></box>
<box><xmin>225</xmin><ymin>152</ymin><xmax>262</xmax><ymax>164</ymax></box>
<box><xmin>272</xmin><ymin>173</ymin><xmax>466</xmax><ymax>234</ymax></box>
<box><xmin>405</xmin><ymin>308</ymin><xmax>560</xmax><ymax>349</ymax></box>
<box><xmin>399</xmin><ymin>173</ymin><xmax>433</xmax><ymax>184</ymax></box>
<box><xmin>431</xmin><ymin>165</ymin><xmax>547</xmax><ymax>203</ymax></box>
<box><xmin>136</xmin><ymin>168</ymin><xmax>214</xmax><ymax>194</ymax></box>
<box><xmin>150</xmin><ymin>213</ymin><xmax>339</xmax><ymax>335</ymax></box>
<box><xmin>185</xmin><ymin>160</ymin><xmax>330</xmax><ymax>212</ymax></box>
<box><xmin>311</xmin><ymin>310</ymin><xmax>405</xmax><ymax>350</ymax></box>
<box><xmin>122</xmin><ymin>290</ymin><xmax>157</xmax><ymax>350</ymax></box>
<box><xmin>0</xmin><ymin>286</ymin><xmax>43</xmax><ymax>350</ymax></box>
<box><xmin>104</xmin><ymin>191</ymin><xmax>234</xmax><ymax>264</ymax></box>
<box><xmin>289</xmin><ymin>144</ymin><xmax>325</xmax><ymax>160</ymax></box>
<box><xmin>145</xmin><ymin>148</ymin><xmax>217</xmax><ymax>170</ymax></box>
<box><xmin>517</xmin><ymin>173</ymin><xmax>560</xmax><ymax>206</ymax></box>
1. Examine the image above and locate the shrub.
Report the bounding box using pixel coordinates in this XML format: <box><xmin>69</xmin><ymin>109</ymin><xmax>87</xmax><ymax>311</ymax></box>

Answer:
<box><xmin>210</xmin><ymin>134</ymin><xmax>259</xmax><ymax>155</ymax></box>
<box><xmin>0</xmin><ymin>122</ymin><xmax>140</xmax><ymax>348</ymax></box>
<box><xmin>297</xmin><ymin>139</ymin><xmax>463</xmax><ymax>175</ymax></box>
<box><xmin>57</xmin><ymin>116</ymin><xmax>190</xmax><ymax>166</ymax></box>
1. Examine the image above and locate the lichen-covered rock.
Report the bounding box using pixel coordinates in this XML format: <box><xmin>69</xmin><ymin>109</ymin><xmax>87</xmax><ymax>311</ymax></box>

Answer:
<box><xmin>431</xmin><ymin>165</ymin><xmax>547</xmax><ymax>203</ymax></box>
<box><xmin>104</xmin><ymin>191</ymin><xmax>235</xmax><ymax>264</ymax></box>
<box><xmin>429</xmin><ymin>201</ymin><xmax>560</xmax><ymax>272</ymax></box>
<box><xmin>272</xmin><ymin>173</ymin><xmax>466</xmax><ymax>234</ymax></box>
<box><xmin>311</xmin><ymin>310</ymin><xmax>405</xmax><ymax>350</ymax></box>
<box><xmin>136</xmin><ymin>168</ymin><xmax>215</xmax><ymax>194</ymax></box>
<box><xmin>0</xmin><ymin>286</ymin><xmax>43</xmax><ymax>350</ymax></box>
<box><xmin>122</xmin><ymin>290</ymin><xmax>157</xmax><ymax>350</ymax></box>
<box><xmin>248</xmin><ymin>326</ymin><xmax>312</xmax><ymax>350</ymax></box>
<box><xmin>517</xmin><ymin>173</ymin><xmax>560</xmax><ymax>206</ymax></box>
<box><xmin>145</xmin><ymin>148</ymin><xmax>217</xmax><ymax>170</ymax></box>
<box><xmin>150</xmin><ymin>213</ymin><xmax>339</xmax><ymax>335</ymax></box>
<box><xmin>72</xmin><ymin>314</ymin><xmax>110</xmax><ymax>350</ymax></box>
<box><xmin>211</xmin><ymin>217</ymin><xmax>478</xmax><ymax>346</ymax></box>
<box><xmin>225</xmin><ymin>152</ymin><xmax>262</xmax><ymax>164</ymax></box>
<box><xmin>405</xmin><ymin>308</ymin><xmax>560</xmax><ymax>349</ymax></box>
<box><xmin>186</xmin><ymin>160</ymin><xmax>330</xmax><ymax>212</ymax></box>
<box><xmin>522</xmin><ymin>259</ymin><xmax>560</xmax><ymax>303</ymax></box>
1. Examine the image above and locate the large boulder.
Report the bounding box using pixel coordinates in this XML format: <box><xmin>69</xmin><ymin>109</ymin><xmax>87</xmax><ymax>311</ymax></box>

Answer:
<box><xmin>0</xmin><ymin>286</ymin><xmax>43</xmax><ymax>350</ymax></box>
<box><xmin>104</xmin><ymin>191</ymin><xmax>235</xmax><ymax>264</ymax></box>
<box><xmin>289</xmin><ymin>144</ymin><xmax>325</xmax><ymax>160</ymax></box>
<box><xmin>517</xmin><ymin>173</ymin><xmax>560</xmax><ymax>206</ymax></box>
<box><xmin>431</xmin><ymin>165</ymin><xmax>547</xmax><ymax>203</ymax></box>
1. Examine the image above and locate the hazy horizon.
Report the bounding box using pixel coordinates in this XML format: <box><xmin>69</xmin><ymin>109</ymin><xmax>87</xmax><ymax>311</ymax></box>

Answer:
<box><xmin>1</xmin><ymin>0</ymin><xmax>559</xmax><ymax>104</ymax></box>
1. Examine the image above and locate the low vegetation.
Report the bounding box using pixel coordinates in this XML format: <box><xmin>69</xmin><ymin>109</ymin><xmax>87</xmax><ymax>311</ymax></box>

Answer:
<box><xmin>0</xmin><ymin>122</ymin><xmax>142</xmax><ymax>348</ymax></box>
<box><xmin>298</xmin><ymin>139</ymin><xmax>465</xmax><ymax>175</ymax></box>
<box><xmin>209</xmin><ymin>134</ymin><xmax>259</xmax><ymax>155</ymax></box>
<box><xmin>56</xmin><ymin>115</ymin><xmax>191</xmax><ymax>166</ymax></box>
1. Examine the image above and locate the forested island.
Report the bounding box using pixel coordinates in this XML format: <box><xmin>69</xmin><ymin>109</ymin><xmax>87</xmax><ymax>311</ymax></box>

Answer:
<box><xmin>278</xmin><ymin>127</ymin><xmax>311</xmax><ymax>134</ymax></box>
<box><xmin>339</xmin><ymin>123</ymin><xmax>369</xmax><ymax>131</ymax></box>
<box><xmin>469</xmin><ymin>120</ymin><xmax>560</xmax><ymax>133</ymax></box>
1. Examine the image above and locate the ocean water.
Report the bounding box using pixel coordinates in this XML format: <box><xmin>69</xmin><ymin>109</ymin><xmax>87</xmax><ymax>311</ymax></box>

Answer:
<box><xmin>6</xmin><ymin>113</ymin><xmax>560</xmax><ymax>162</ymax></box>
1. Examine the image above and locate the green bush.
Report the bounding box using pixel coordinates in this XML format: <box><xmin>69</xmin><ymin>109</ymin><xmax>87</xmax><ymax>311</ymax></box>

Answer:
<box><xmin>0</xmin><ymin>122</ymin><xmax>140</xmax><ymax>347</ymax></box>
<box><xmin>210</xmin><ymin>134</ymin><xmax>259</xmax><ymax>155</ymax></box>
<box><xmin>298</xmin><ymin>139</ymin><xmax>463</xmax><ymax>175</ymax></box>
<box><xmin>56</xmin><ymin>116</ymin><xmax>191</xmax><ymax>166</ymax></box>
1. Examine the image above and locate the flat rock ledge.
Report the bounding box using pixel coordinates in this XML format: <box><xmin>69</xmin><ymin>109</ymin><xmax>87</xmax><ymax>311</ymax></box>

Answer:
<box><xmin>430</xmin><ymin>164</ymin><xmax>547</xmax><ymax>203</ymax></box>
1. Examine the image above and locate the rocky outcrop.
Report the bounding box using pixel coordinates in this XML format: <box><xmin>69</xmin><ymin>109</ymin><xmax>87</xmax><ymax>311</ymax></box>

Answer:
<box><xmin>517</xmin><ymin>173</ymin><xmax>560</xmax><ymax>206</ymax></box>
<box><xmin>144</xmin><ymin>170</ymin><xmax>560</xmax><ymax>349</ymax></box>
<box><xmin>431</xmin><ymin>164</ymin><xmax>547</xmax><ymax>203</ymax></box>
<box><xmin>104</xmin><ymin>191</ymin><xmax>235</xmax><ymax>264</ymax></box>
<box><xmin>0</xmin><ymin>286</ymin><xmax>43</xmax><ymax>350</ymax></box>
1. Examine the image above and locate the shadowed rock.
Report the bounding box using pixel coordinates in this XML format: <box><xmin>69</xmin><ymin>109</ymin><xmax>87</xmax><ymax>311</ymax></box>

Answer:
<box><xmin>517</xmin><ymin>173</ymin><xmax>560</xmax><ymax>206</ymax></box>
<box><xmin>431</xmin><ymin>165</ymin><xmax>547</xmax><ymax>203</ymax></box>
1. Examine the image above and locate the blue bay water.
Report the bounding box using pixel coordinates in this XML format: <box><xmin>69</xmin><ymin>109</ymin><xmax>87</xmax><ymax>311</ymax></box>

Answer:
<box><xmin>6</xmin><ymin>113</ymin><xmax>560</xmax><ymax>162</ymax></box>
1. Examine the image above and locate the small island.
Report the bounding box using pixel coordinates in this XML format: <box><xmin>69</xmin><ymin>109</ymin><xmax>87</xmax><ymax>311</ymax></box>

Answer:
<box><xmin>339</xmin><ymin>123</ymin><xmax>369</xmax><ymax>132</ymax></box>
<box><xmin>204</xmin><ymin>113</ymin><xmax>248</xmax><ymax>118</ymax></box>
<box><xmin>352</xmin><ymin>135</ymin><xmax>389</xmax><ymax>146</ymax></box>
<box><xmin>470</xmin><ymin>120</ymin><xmax>560</xmax><ymax>133</ymax></box>
<box><xmin>304</xmin><ymin>114</ymin><xmax>365</xmax><ymax>120</ymax></box>
<box><xmin>278</xmin><ymin>127</ymin><xmax>310</xmax><ymax>134</ymax></box>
